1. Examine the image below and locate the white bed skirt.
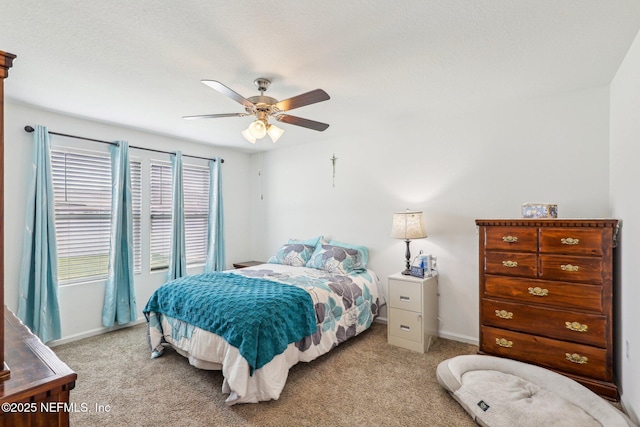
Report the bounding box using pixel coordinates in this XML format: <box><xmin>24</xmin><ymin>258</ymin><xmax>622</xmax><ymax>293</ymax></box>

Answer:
<box><xmin>156</xmin><ymin>314</ymin><xmax>341</xmax><ymax>405</ymax></box>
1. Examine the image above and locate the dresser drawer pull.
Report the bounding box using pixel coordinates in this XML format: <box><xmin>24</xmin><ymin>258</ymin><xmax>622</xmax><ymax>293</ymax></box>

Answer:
<box><xmin>528</xmin><ymin>286</ymin><xmax>549</xmax><ymax>297</ymax></box>
<box><xmin>495</xmin><ymin>338</ymin><xmax>513</xmax><ymax>348</ymax></box>
<box><xmin>561</xmin><ymin>264</ymin><xmax>579</xmax><ymax>272</ymax></box>
<box><xmin>502</xmin><ymin>236</ymin><xmax>518</xmax><ymax>243</ymax></box>
<box><xmin>400</xmin><ymin>325</ymin><xmax>411</xmax><ymax>332</ymax></box>
<box><xmin>565</xmin><ymin>353</ymin><xmax>588</xmax><ymax>364</ymax></box>
<box><xmin>399</xmin><ymin>296</ymin><xmax>411</xmax><ymax>302</ymax></box>
<box><xmin>565</xmin><ymin>321</ymin><xmax>588</xmax><ymax>332</ymax></box>
<box><xmin>495</xmin><ymin>310</ymin><xmax>513</xmax><ymax>320</ymax></box>
<box><xmin>561</xmin><ymin>237</ymin><xmax>580</xmax><ymax>245</ymax></box>
<box><xmin>502</xmin><ymin>260</ymin><xmax>518</xmax><ymax>268</ymax></box>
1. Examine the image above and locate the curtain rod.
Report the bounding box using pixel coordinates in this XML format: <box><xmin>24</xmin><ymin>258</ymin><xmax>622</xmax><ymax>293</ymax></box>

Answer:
<box><xmin>23</xmin><ymin>125</ymin><xmax>224</xmax><ymax>163</ymax></box>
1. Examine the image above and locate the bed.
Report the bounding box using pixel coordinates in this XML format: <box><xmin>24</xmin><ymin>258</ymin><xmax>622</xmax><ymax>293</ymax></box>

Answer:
<box><xmin>143</xmin><ymin>239</ymin><xmax>384</xmax><ymax>405</ymax></box>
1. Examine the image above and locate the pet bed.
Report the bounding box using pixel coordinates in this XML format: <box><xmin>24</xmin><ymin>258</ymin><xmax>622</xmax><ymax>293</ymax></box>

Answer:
<box><xmin>437</xmin><ymin>355</ymin><xmax>636</xmax><ymax>427</ymax></box>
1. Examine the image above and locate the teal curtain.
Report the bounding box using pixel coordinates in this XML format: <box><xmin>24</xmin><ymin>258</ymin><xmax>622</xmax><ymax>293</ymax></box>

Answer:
<box><xmin>102</xmin><ymin>141</ymin><xmax>137</xmax><ymax>327</ymax></box>
<box><xmin>205</xmin><ymin>158</ymin><xmax>225</xmax><ymax>272</ymax></box>
<box><xmin>17</xmin><ymin>125</ymin><xmax>62</xmax><ymax>343</ymax></box>
<box><xmin>167</xmin><ymin>151</ymin><xmax>186</xmax><ymax>280</ymax></box>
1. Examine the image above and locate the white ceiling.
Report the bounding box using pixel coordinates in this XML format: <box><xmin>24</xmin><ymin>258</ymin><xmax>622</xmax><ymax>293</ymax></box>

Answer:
<box><xmin>2</xmin><ymin>1</ymin><xmax>640</xmax><ymax>152</ymax></box>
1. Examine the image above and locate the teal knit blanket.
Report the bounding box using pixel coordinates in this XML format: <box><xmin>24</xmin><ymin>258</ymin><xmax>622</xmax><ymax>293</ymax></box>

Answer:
<box><xmin>143</xmin><ymin>272</ymin><xmax>317</xmax><ymax>373</ymax></box>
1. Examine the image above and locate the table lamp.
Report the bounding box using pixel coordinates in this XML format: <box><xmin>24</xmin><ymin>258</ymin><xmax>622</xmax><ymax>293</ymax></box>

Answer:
<box><xmin>391</xmin><ymin>210</ymin><xmax>427</xmax><ymax>275</ymax></box>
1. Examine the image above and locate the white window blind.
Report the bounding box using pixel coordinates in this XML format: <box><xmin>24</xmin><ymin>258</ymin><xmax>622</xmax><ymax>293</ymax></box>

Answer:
<box><xmin>51</xmin><ymin>148</ymin><xmax>141</xmax><ymax>284</ymax></box>
<box><xmin>130</xmin><ymin>160</ymin><xmax>142</xmax><ymax>273</ymax></box>
<box><xmin>149</xmin><ymin>162</ymin><xmax>171</xmax><ymax>270</ymax></box>
<box><xmin>150</xmin><ymin>161</ymin><xmax>209</xmax><ymax>270</ymax></box>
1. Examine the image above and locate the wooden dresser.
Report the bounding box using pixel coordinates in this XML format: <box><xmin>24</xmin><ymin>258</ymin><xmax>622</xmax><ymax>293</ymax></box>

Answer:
<box><xmin>0</xmin><ymin>307</ymin><xmax>77</xmax><ymax>426</ymax></box>
<box><xmin>476</xmin><ymin>219</ymin><xmax>619</xmax><ymax>399</ymax></box>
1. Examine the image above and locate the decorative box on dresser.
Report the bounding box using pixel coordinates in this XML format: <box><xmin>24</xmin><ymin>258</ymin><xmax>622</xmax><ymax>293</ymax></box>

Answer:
<box><xmin>475</xmin><ymin>219</ymin><xmax>619</xmax><ymax>400</ymax></box>
<box><xmin>387</xmin><ymin>272</ymin><xmax>439</xmax><ymax>353</ymax></box>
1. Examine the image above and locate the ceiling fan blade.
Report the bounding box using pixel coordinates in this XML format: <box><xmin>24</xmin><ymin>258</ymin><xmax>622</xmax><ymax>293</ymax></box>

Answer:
<box><xmin>201</xmin><ymin>80</ymin><xmax>255</xmax><ymax>109</ymax></box>
<box><xmin>182</xmin><ymin>113</ymin><xmax>246</xmax><ymax>120</ymax></box>
<box><xmin>274</xmin><ymin>89</ymin><xmax>330</xmax><ymax>112</ymax></box>
<box><xmin>276</xmin><ymin>114</ymin><xmax>330</xmax><ymax>131</ymax></box>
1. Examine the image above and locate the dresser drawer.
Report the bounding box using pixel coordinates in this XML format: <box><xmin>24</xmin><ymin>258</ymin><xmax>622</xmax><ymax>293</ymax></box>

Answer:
<box><xmin>388</xmin><ymin>307</ymin><xmax>422</xmax><ymax>343</ymax></box>
<box><xmin>483</xmin><ymin>275</ymin><xmax>603</xmax><ymax>312</ymax></box>
<box><xmin>481</xmin><ymin>298</ymin><xmax>607</xmax><ymax>348</ymax></box>
<box><xmin>481</xmin><ymin>326</ymin><xmax>611</xmax><ymax>381</ymax></box>
<box><xmin>484</xmin><ymin>252</ymin><xmax>537</xmax><ymax>277</ymax></box>
<box><xmin>485</xmin><ymin>227</ymin><xmax>537</xmax><ymax>252</ymax></box>
<box><xmin>540</xmin><ymin>228</ymin><xmax>604</xmax><ymax>256</ymax></box>
<box><xmin>539</xmin><ymin>255</ymin><xmax>603</xmax><ymax>284</ymax></box>
<box><xmin>388</xmin><ymin>279</ymin><xmax>422</xmax><ymax>312</ymax></box>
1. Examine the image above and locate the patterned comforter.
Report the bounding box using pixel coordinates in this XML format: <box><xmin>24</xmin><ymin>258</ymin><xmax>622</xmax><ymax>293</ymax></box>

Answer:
<box><xmin>145</xmin><ymin>263</ymin><xmax>385</xmax><ymax>405</ymax></box>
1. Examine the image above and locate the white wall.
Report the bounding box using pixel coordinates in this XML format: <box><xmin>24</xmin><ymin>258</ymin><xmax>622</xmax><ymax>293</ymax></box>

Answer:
<box><xmin>250</xmin><ymin>86</ymin><xmax>611</xmax><ymax>344</ymax></box>
<box><xmin>610</xmin><ymin>29</ymin><xmax>640</xmax><ymax>423</ymax></box>
<box><xmin>3</xmin><ymin>100</ymin><xmax>253</xmax><ymax>342</ymax></box>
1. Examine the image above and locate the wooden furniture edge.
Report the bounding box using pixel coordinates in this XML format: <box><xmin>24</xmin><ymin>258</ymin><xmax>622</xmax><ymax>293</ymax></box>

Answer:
<box><xmin>2</xmin><ymin>307</ymin><xmax>77</xmax><ymax>403</ymax></box>
<box><xmin>0</xmin><ymin>49</ymin><xmax>16</xmax><ymax>381</ymax></box>
<box><xmin>475</xmin><ymin>218</ymin><xmax>619</xmax><ymax>228</ymax></box>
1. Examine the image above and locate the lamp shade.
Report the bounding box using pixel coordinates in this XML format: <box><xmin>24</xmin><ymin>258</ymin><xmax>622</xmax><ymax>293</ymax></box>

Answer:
<box><xmin>391</xmin><ymin>210</ymin><xmax>427</xmax><ymax>240</ymax></box>
<box><xmin>241</xmin><ymin>128</ymin><xmax>257</xmax><ymax>144</ymax></box>
<box><xmin>248</xmin><ymin>119</ymin><xmax>267</xmax><ymax>139</ymax></box>
<box><xmin>267</xmin><ymin>123</ymin><xmax>285</xmax><ymax>143</ymax></box>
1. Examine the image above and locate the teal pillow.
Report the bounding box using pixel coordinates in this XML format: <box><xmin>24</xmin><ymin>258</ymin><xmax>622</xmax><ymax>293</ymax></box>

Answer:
<box><xmin>306</xmin><ymin>243</ymin><xmax>367</xmax><ymax>274</ymax></box>
<box><xmin>268</xmin><ymin>243</ymin><xmax>316</xmax><ymax>267</ymax></box>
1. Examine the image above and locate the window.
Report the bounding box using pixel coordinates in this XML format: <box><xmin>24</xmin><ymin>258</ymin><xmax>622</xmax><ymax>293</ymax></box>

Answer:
<box><xmin>149</xmin><ymin>162</ymin><xmax>171</xmax><ymax>270</ymax></box>
<box><xmin>52</xmin><ymin>147</ymin><xmax>142</xmax><ymax>284</ymax></box>
<box><xmin>149</xmin><ymin>161</ymin><xmax>209</xmax><ymax>270</ymax></box>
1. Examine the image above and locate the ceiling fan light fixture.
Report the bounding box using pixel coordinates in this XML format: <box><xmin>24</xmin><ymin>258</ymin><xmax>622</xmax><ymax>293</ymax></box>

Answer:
<box><xmin>241</xmin><ymin>127</ymin><xmax>257</xmax><ymax>144</ymax></box>
<box><xmin>186</xmin><ymin>78</ymin><xmax>330</xmax><ymax>144</ymax></box>
<box><xmin>267</xmin><ymin>124</ymin><xmax>285</xmax><ymax>143</ymax></box>
<box><xmin>248</xmin><ymin>119</ymin><xmax>267</xmax><ymax>139</ymax></box>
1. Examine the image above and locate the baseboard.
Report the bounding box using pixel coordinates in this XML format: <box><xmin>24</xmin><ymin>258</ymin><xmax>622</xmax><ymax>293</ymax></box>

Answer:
<box><xmin>48</xmin><ymin>317</ymin><xmax>146</xmax><ymax>347</ymax></box>
<box><xmin>375</xmin><ymin>317</ymin><xmax>479</xmax><ymax>346</ymax></box>
<box><xmin>435</xmin><ymin>330</ymin><xmax>479</xmax><ymax>346</ymax></box>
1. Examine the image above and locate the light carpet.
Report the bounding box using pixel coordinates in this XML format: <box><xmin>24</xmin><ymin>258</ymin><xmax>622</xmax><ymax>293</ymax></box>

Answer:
<box><xmin>54</xmin><ymin>322</ymin><xmax>479</xmax><ymax>426</ymax></box>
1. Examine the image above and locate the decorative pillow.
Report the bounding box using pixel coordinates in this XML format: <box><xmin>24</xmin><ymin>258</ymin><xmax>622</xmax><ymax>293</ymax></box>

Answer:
<box><xmin>328</xmin><ymin>240</ymin><xmax>369</xmax><ymax>267</ymax></box>
<box><xmin>306</xmin><ymin>243</ymin><xmax>367</xmax><ymax>274</ymax></box>
<box><xmin>267</xmin><ymin>243</ymin><xmax>316</xmax><ymax>267</ymax></box>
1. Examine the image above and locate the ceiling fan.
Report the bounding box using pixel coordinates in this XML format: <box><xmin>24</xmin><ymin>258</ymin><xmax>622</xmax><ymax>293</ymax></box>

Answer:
<box><xmin>183</xmin><ymin>78</ymin><xmax>330</xmax><ymax>144</ymax></box>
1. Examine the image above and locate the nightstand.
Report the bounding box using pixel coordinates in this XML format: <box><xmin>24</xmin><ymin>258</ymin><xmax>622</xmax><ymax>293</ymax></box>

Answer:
<box><xmin>387</xmin><ymin>272</ymin><xmax>439</xmax><ymax>353</ymax></box>
<box><xmin>232</xmin><ymin>261</ymin><xmax>265</xmax><ymax>269</ymax></box>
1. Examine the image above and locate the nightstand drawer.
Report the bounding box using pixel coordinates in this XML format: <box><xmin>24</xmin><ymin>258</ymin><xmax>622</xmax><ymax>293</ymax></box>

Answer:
<box><xmin>389</xmin><ymin>279</ymin><xmax>422</xmax><ymax>312</ymax></box>
<box><xmin>388</xmin><ymin>307</ymin><xmax>422</xmax><ymax>343</ymax></box>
